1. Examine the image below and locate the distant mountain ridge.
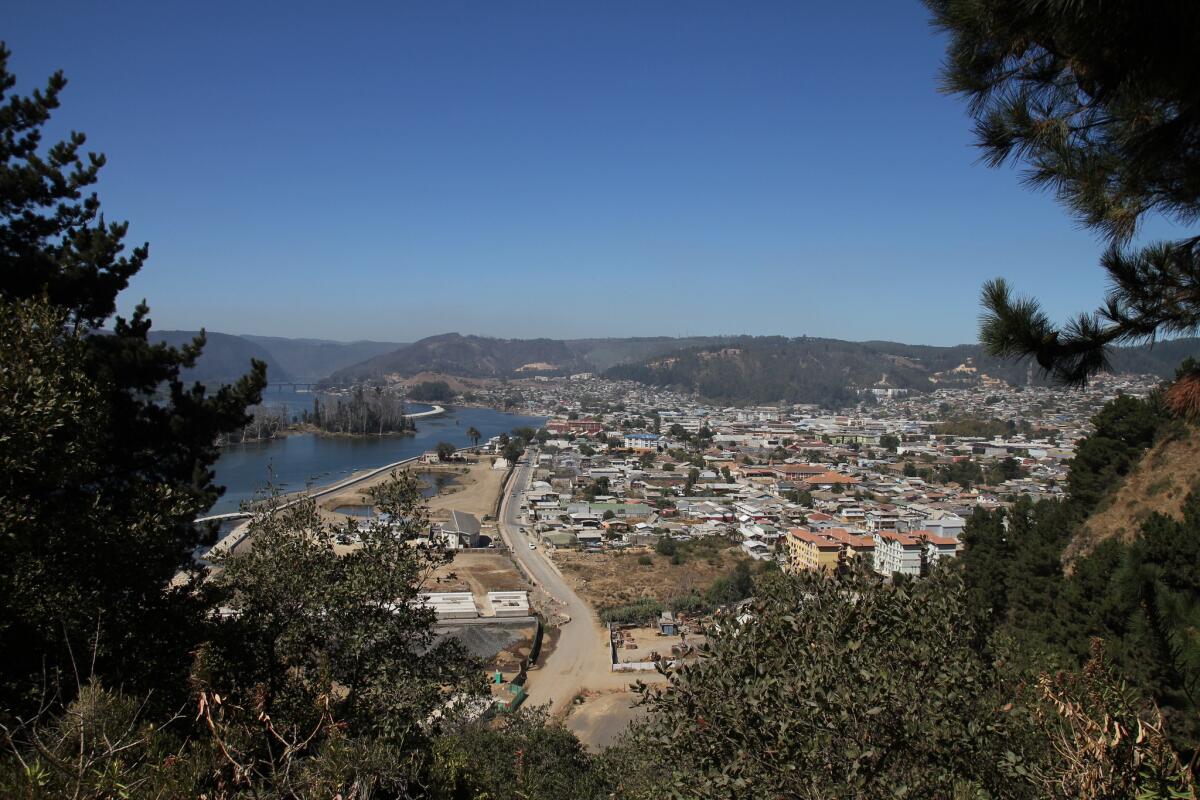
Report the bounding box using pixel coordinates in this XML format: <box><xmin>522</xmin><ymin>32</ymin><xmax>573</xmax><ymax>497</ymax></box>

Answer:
<box><xmin>148</xmin><ymin>331</ymin><xmax>406</xmax><ymax>385</ymax></box>
<box><xmin>325</xmin><ymin>333</ymin><xmax>734</xmax><ymax>384</ymax></box>
<box><xmin>239</xmin><ymin>335</ymin><xmax>405</xmax><ymax>381</ymax></box>
<box><xmin>606</xmin><ymin>336</ymin><xmax>1200</xmax><ymax>405</ymax></box>
<box><xmin>151</xmin><ymin>329</ymin><xmax>1200</xmax><ymax>405</ymax></box>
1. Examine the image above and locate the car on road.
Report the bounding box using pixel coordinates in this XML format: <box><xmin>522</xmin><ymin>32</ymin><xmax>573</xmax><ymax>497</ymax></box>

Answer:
<box><xmin>528</xmin><ymin>542</ymin><xmax>536</xmax><ymax>549</ymax></box>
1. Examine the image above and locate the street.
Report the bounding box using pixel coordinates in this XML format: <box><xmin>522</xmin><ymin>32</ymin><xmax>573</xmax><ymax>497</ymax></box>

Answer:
<box><xmin>497</xmin><ymin>450</ymin><xmax>650</xmax><ymax>711</ymax></box>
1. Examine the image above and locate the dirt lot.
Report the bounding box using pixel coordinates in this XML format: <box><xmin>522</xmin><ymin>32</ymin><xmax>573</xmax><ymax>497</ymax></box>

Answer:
<box><xmin>318</xmin><ymin>454</ymin><xmax>505</xmax><ymax>523</ymax></box>
<box><xmin>565</xmin><ymin>690</ymin><xmax>652</xmax><ymax>751</ymax></box>
<box><xmin>611</xmin><ymin>626</ymin><xmax>702</xmax><ymax>664</ymax></box>
<box><xmin>551</xmin><ymin>539</ymin><xmax>747</xmax><ymax>610</ymax></box>
<box><xmin>427</xmin><ymin>551</ymin><xmax>530</xmax><ymax>606</ymax></box>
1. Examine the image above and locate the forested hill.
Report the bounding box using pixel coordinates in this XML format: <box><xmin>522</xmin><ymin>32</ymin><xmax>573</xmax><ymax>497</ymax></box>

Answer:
<box><xmin>328</xmin><ymin>333</ymin><xmax>589</xmax><ymax>382</ymax></box>
<box><xmin>604</xmin><ymin>336</ymin><xmax>1200</xmax><ymax>405</ymax></box>
<box><xmin>325</xmin><ymin>333</ymin><xmax>735</xmax><ymax>383</ymax></box>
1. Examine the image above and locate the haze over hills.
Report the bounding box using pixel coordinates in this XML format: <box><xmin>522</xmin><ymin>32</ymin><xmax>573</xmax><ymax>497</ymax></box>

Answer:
<box><xmin>607</xmin><ymin>336</ymin><xmax>1200</xmax><ymax>405</ymax></box>
<box><xmin>147</xmin><ymin>331</ymin><xmax>295</xmax><ymax>384</ymax></box>
<box><xmin>325</xmin><ymin>332</ymin><xmax>1200</xmax><ymax>406</ymax></box>
<box><xmin>151</xmin><ymin>329</ymin><xmax>1200</xmax><ymax>406</ymax></box>
<box><xmin>239</xmin><ymin>335</ymin><xmax>405</xmax><ymax>381</ymax></box>
<box><xmin>147</xmin><ymin>331</ymin><xmax>406</xmax><ymax>384</ymax></box>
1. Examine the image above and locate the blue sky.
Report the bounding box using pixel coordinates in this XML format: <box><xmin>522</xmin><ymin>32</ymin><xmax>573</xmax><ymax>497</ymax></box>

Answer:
<box><xmin>4</xmin><ymin>1</ymin><xmax>1174</xmax><ymax>345</ymax></box>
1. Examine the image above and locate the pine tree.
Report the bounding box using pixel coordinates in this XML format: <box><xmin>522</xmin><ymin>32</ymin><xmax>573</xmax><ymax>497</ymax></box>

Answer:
<box><xmin>0</xmin><ymin>43</ymin><xmax>265</xmax><ymax>711</ymax></box>
<box><xmin>926</xmin><ymin>1</ymin><xmax>1200</xmax><ymax>408</ymax></box>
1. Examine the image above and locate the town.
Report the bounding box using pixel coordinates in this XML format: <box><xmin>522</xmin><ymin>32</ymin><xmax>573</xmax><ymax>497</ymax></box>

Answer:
<box><xmin>358</xmin><ymin>366</ymin><xmax>1164</xmax><ymax>745</ymax></box>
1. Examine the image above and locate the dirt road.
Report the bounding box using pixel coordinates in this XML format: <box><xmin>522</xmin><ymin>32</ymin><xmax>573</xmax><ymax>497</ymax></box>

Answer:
<box><xmin>496</xmin><ymin>451</ymin><xmax>658</xmax><ymax>714</ymax></box>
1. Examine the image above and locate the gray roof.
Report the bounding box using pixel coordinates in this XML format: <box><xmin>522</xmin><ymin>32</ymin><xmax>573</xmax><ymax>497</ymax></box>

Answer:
<box><xmin>444</xmin><ymin>510</ymin><xmax>481</xmax><ymax>537</ymax></box>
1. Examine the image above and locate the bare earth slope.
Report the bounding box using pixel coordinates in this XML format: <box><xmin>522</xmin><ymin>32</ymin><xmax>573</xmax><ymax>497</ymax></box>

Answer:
<box><xmin>1067</xmin><ymin>425</ymin><xmax>1200</xmax><ymax>563</ymax></box>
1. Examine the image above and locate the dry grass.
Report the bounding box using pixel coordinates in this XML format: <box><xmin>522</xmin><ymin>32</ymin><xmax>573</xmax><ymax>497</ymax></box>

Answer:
<box><xmin>1067</xmin><ymin>425</ymin><xmax>1200</xmax><ymax>565</ymax></box>
<box><xmin>552</xmin><ymin>541</ymin><xmax>747</xmax><ymax>609</ymax></box>
<box><xmin>428</xmin><ymin>551</ymin><xmax>529</xmax><ymax>601</ymax></box>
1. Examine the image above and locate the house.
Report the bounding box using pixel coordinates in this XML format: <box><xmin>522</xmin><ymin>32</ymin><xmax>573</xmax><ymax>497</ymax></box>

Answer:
<box><xmin>913</xmin><ymin>530</ymin><xmax>960</xmax><ymax>564</ymax></box>
<box><xmin>786</xmin><ymin>529</ymin><xmax>842</xmax><ymax>573</ymax></box>
<box><xmin>576</xmin><ymin>529</ymin><xmax>603</xmax><ymax>548</ymax></box>
<box><xmin>804</xmin><ymin>471</ymin><xmax>862</xmax><ymax>489</ymax></box>
<box><xmin>822</xmin><ymin>527</ymin><xmax>875</xmax><ymax>561</ymax></box>
<box><xmin>741</xmin><ymin>539</ymin><xmax>772</xmax><ymax>560</ymax></box>
<box><xmin>623</xmin><ymin>432</ymin><xmax>661</xmax><ymax>451</ymax></box>
<box><xmin>872</xmin><ymin>531</ymin><xmax>923</xmax><ymax>577</ymax></box>
<box><xmin>921</xmin><ymin>510</ymin><xmax>966</xmax><ymax>541</ymax></box>
<box><xmin>441</xmin><ymin>510</ymin><xmax>482</xmax><ymax>548</ymax></box>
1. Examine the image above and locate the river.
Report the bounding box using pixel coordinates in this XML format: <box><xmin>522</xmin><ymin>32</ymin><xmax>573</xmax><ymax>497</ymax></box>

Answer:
<box><xmin>209</xmin><ymin>389</ymin><xmax>545</xmax><ymax>514</ymax></box>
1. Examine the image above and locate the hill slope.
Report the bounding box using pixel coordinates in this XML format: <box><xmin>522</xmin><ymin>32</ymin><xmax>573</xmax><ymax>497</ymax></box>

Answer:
<box><xmin>1067</xmin><ymin>424</ymin><xmax>1200</xmax><ymax>562</ymax></box>
<box><xmin>148</xmin><ymin>331</ymin><xmax>292</xmax><ymax>384</ymax></box>
<box><xmin>241</xmin><ymin>335</ymin><xmax>405</xmax><ymax>381</ymax></box>
<box><xmin>606</xmin><ymin>336</ymin><xmax>1200</xmax><ymax>405</ymax></box>
<box><xmin>328</xmin><ymin>333</ymin><xmax>589</xmax><ymax>383</ymax></box>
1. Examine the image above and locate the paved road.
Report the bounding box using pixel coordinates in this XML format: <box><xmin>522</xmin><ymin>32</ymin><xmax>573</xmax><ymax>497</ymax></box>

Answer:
<box><xmin>496</xmin><ymin>451</ymin><xmax>628</xmax><ymax>711</ymax></box>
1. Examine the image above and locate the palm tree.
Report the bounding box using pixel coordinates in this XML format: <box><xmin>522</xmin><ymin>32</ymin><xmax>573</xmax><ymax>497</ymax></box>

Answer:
<box><xmin>466</xmin><ymin>426</ymin><xmax>481</xmax><ymax>448</ymax></box>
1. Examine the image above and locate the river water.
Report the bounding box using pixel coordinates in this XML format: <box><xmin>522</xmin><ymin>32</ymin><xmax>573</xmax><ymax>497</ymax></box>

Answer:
<box><xmin>209</xmin><ymin>389</ymin><xmax>544</xmax><ymax>514</ymax></box>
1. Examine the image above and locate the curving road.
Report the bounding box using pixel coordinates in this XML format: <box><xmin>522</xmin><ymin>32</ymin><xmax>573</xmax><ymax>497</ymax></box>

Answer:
<box><xmin>497</xmin><ymin>450</ymin><xmax>627</xmax><ymax>711</ymax></box>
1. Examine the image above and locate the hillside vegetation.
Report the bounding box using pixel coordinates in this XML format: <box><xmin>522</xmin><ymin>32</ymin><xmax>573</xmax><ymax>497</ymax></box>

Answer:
<box><xmin>606</xmin><ymin>335</ymin><xmax>1200</xmax><ymax>405</ymax></box>
<box><xmin>1067</xmin><ymin>422</ymin><xmax>1200</xmax><ymax>563</ymax></box>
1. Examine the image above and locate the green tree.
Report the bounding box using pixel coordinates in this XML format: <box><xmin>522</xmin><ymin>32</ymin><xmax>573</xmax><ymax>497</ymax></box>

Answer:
<box><xmin>0</xmin><ymin>49</ymin><xmax>264</xmax><ymax>712</ymax></box>
<box><xmin>466</xmin><ymin>425</ymin><xmax>482</xmax><ymax>447</ymax></box>
<box><xmin>436</xmin><ymin>441</ymin><xmax>457</xmax><ymax>461</ymax></box>
<box><xmin>620</xmin><ymin>567</ymin><xmax>1022</xmax><ymax>798</ymax></box>
<box><xmin>194</xmin><ymin>473</ymin><xmax>480</xmax><ymax>795</ymax></box>
<box><xmin>927</xmin><ymin>1</ymin><xmax>1200</xmax><ymax>389</ymax></box>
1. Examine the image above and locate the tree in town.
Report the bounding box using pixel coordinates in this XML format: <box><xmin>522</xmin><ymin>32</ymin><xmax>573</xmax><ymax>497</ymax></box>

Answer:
<box><xmin>0</xmin><ymin>46</ymin><xmax>264</xmax><ymax>712</ymax></box>
<box><xmin>465</xmin><ymin>426</ymin><xmax>481</xmax><ymax>447</ymax></box>
<box><xmin>436</xmin><ymin>441</ymin><xmax>457</xmax><ymax>461</ymax></box>
<box><xmin>927</xmin><ymin>1</ymin><xmax>1200</xmax><ymax>407</ymax></box>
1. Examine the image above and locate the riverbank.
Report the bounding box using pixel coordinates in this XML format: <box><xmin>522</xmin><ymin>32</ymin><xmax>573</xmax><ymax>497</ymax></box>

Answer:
<box><xmin>208</xmin><ymin>404</ymin><xmax>545</xmax><ymax>514</ymax></box>
<box><xmin>316</xmin><ymin>454</ymin><xmax>506</xmax><ymax>524</ymax></box>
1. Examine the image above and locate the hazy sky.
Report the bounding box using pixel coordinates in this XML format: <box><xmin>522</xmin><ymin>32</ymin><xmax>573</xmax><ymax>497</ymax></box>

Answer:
<box><xmin>5</xmin><ymin>1</ymin><xmax>1181</xmax><ymax>345</ymax></box>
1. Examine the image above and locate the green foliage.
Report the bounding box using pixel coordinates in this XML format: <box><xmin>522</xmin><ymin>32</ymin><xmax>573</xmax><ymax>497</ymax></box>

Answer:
<box><xmin>958</xmin><ymin>397</ymin><xmax>1200</xmax><ymax>765</ymax></box>
<box><xmin>1068</xmin><ymin>394</ymin><xmax>1168</xmax><ymax>514</ymax></box>
<box><xmin>305</xmin><ymin>386</ymin><xmax>414</xmax><ymax>435</ymax></box>
<box><xmin>600</xmin><ymin>597</ymin><xmax>661</xmax><ymax>625</ymax></box>
<box><xmin>937</xmin><ymin>458</ymin><xmax>984</xmax><ymax>489</ymax></box>
<box><xmin>436</xmin><ymin>441</ymin><xmax>457</xmax><ymax>460</ymax></box>
<box><xmin>703</xmin><ymin>560</ymin><xmax>754</xmax><ymax>607</ymax></box>
<box><xmin>407</xmin><ymin>380</ymin><xmax>454</xmax><ymax>402</ymax></box>
<box><xmin>617</xmin><ymin>567</ymin><xmax>1022</xmax><ymax>798</ymax></box>
<box><xmin>927</xmin><ymin>0</ymin><xmax>1200</xmax><ymax>382</ymax></box>
<box><xmin>430</xmin><ymin>709</ymin><xmax>610</xmax><ymax>800</ymax></box>
<box><xmin>785</xmin><ymin>488</ymin><xmax>813</xmax><ymax>506</ymax></box>
<box><xmin>654</xmin><ymin>536</ymin><xmax>678</xmax><ymax>557</ymax></box>
<box><xmin>193</xmin><ymin>473</ymin><xmax>481</xmax><ymax>795</ymax></box>
<box><xmin>0</xmin><ymin>49</ymin><xmax>264</xmax><ymax>714</ymax></box>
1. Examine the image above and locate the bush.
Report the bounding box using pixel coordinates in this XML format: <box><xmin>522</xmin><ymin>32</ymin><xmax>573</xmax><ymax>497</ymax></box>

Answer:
<box><xmin>636</xmin><ymin>555</ymin><xmax>653</xmax><ymax>566</ymax></box>
<box><xmin>655</xmin><ymin>536</ymin><xmax>678</xmax><ymax>557</ymax></box>
<box><xmin>600</xmin><ymin>598</ymin><xmax>662</xmax><ymax>625</ymax></box>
